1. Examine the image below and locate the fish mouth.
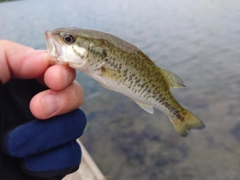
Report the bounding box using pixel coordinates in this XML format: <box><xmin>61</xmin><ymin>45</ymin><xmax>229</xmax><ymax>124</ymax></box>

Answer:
<box><xmin>44</xmin><ymin>31</ymin><xmax>62</xmax><ymax>61</ymax></box>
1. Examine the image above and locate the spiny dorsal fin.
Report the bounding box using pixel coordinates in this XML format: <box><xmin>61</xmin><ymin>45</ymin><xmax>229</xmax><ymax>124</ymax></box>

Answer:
<box><xmin>161</xmin><ymin>69</ymin><xmax>185</xmax><ymax>88</ymax></box>
<box><xmin>134</xmin><ymin>100</ymin><xmax>154</xmax><ymax>114</ymax></box>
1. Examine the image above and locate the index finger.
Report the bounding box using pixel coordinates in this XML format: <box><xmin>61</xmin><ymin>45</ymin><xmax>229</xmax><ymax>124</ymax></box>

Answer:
<box><xmin>0</xmin><ymin>40</ymin><xmax>49</xmax><ymax>84</ymax></box>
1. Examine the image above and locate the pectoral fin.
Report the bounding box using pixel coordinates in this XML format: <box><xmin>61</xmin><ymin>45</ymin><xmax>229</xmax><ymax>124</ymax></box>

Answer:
<box><xmin>98</xmin><ymin>68</ymin><xmax>124</xmax><ymax>90</ymax></box>
<box><xmin>101</xmin><ymin>67</ymin><xmax>124</xmax><ymax>80</ymax></box>
<box><xmin>134</xmin><ymin>101</ymin><xmax>154</xmax><ymax>114</ymax></box>
<box><xmin>162</xmin><ymin>69</ymin><xmax>185</xmax><ymax>88</ymax></box>
<box><xmin>94</xmin><ymin>62</ymin><xmax>106</xmax><ymax>70</ymax></box>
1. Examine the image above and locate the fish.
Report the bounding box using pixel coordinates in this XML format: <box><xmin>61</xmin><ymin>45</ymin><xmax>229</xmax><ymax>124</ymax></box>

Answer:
<box><xmin>44</xmin><ymin>27</ymin><xmax>205</xmax><ymax>136</ymax></box>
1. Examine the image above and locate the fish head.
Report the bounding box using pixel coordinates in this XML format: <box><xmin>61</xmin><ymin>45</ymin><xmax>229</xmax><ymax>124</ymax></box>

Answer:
<box><xmin>45</xmin><ymin>28</ymin><xmax>90</xmax><ymax>68</ymax></box>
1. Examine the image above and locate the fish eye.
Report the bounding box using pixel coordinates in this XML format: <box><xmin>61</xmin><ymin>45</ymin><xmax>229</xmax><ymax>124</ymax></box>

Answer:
<box><xmin>63</xmin><ymin>35</ymin><xmax>75</xmax><ymax>44</ymax></box>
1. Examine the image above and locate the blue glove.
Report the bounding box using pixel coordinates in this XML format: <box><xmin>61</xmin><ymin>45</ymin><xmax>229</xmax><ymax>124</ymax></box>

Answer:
<box><xmin>0</xmin><ymin>79</ymin><xmax>87</xmax><ymax>180</ymax></box>
<box><xmin>1</xmin><ymin>109</ymin><xmax>86</xmax><ymax>179</ymax></box>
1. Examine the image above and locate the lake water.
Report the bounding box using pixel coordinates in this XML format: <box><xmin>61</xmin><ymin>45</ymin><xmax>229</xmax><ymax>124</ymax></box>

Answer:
<box><xmin>1</xmin><ymin>0</ymin><xmax>240</xmax><ymax>179</ymax></box>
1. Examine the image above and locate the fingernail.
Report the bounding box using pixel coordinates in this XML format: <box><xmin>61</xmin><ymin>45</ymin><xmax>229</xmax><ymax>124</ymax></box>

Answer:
<box><xmin>42</xmin><ymin>93</ymin><xmax>60</xmax><ymax>117</ymax></box>
<box><xmin>62</xmin><ymin>67</ymin><xmax>71</xmax><ymax>87</ymax></box>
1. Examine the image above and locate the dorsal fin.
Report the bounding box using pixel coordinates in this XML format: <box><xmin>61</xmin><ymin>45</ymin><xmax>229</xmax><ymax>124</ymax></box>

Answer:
<box><xmin>161</xmin><ymin>69</ymin><xmax>185</xmax><ymax>88</ymax></box>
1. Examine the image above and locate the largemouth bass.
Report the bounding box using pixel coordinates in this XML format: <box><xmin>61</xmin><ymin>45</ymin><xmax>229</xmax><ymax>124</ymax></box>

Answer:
<box><xmin>45</xmin><ymin>28</ymin><xmax>205</xmax><ymax>136</ymax></box>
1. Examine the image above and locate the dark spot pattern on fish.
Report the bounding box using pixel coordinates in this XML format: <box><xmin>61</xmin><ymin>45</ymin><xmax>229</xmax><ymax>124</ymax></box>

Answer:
<box><xmin>103</xmin><ymin>49</ymin><xmax>107</xmax><ymax>57</ymax></box>
<box><xmin>123</xmin><ymin>69</ymin><xmax>128</xmax><ymax>75</ymax></box>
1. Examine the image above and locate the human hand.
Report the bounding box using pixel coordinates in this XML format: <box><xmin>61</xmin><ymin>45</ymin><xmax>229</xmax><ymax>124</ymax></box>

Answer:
<box><xmin>0</xmin><ymin>40</ymin><xmax>86</xmax><ymax>179</ymax></box>
<box><xmin>0</xmin><ymin>40</ymin><xmax>84</xmax><ymax>119</ymax></box>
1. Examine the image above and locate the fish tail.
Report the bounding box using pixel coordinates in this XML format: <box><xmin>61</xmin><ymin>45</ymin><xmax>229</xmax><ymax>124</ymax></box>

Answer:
<box><xmin>168</xmin><ymin>108</ymin><xmax>205</xmax><ymax>136</ymax></box>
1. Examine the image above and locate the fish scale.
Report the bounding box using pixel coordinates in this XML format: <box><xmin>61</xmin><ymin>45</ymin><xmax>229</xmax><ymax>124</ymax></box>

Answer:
<box><xmin>45</xmin><ymin>27</ymin><xmax>205</xmax><ymax>136</ymax></box>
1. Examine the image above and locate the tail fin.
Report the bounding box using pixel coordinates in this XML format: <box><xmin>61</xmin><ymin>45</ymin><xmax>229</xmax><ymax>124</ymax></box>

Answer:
<box><xmin>168</xmin><ymin>109</ymin><xmax>205</xmax><ymax>137</ymax></box>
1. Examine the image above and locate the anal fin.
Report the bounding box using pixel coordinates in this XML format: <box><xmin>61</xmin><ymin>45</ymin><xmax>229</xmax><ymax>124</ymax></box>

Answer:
<box><xmin>134</xmin><ymin>101</ymin><xmax>154</xmax><ymax>114</ymax></box>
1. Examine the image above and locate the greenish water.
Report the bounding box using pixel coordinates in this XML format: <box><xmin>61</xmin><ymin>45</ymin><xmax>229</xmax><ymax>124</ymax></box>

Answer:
<box><xmin>0</xmin><ymin>0</ymin><xmax>13</xmax><ymax>2</ymax></box>
<box><xmin>1</xmin><ymin>0</ymin><xmax>240</xmax><ymax>179</ymax></box>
